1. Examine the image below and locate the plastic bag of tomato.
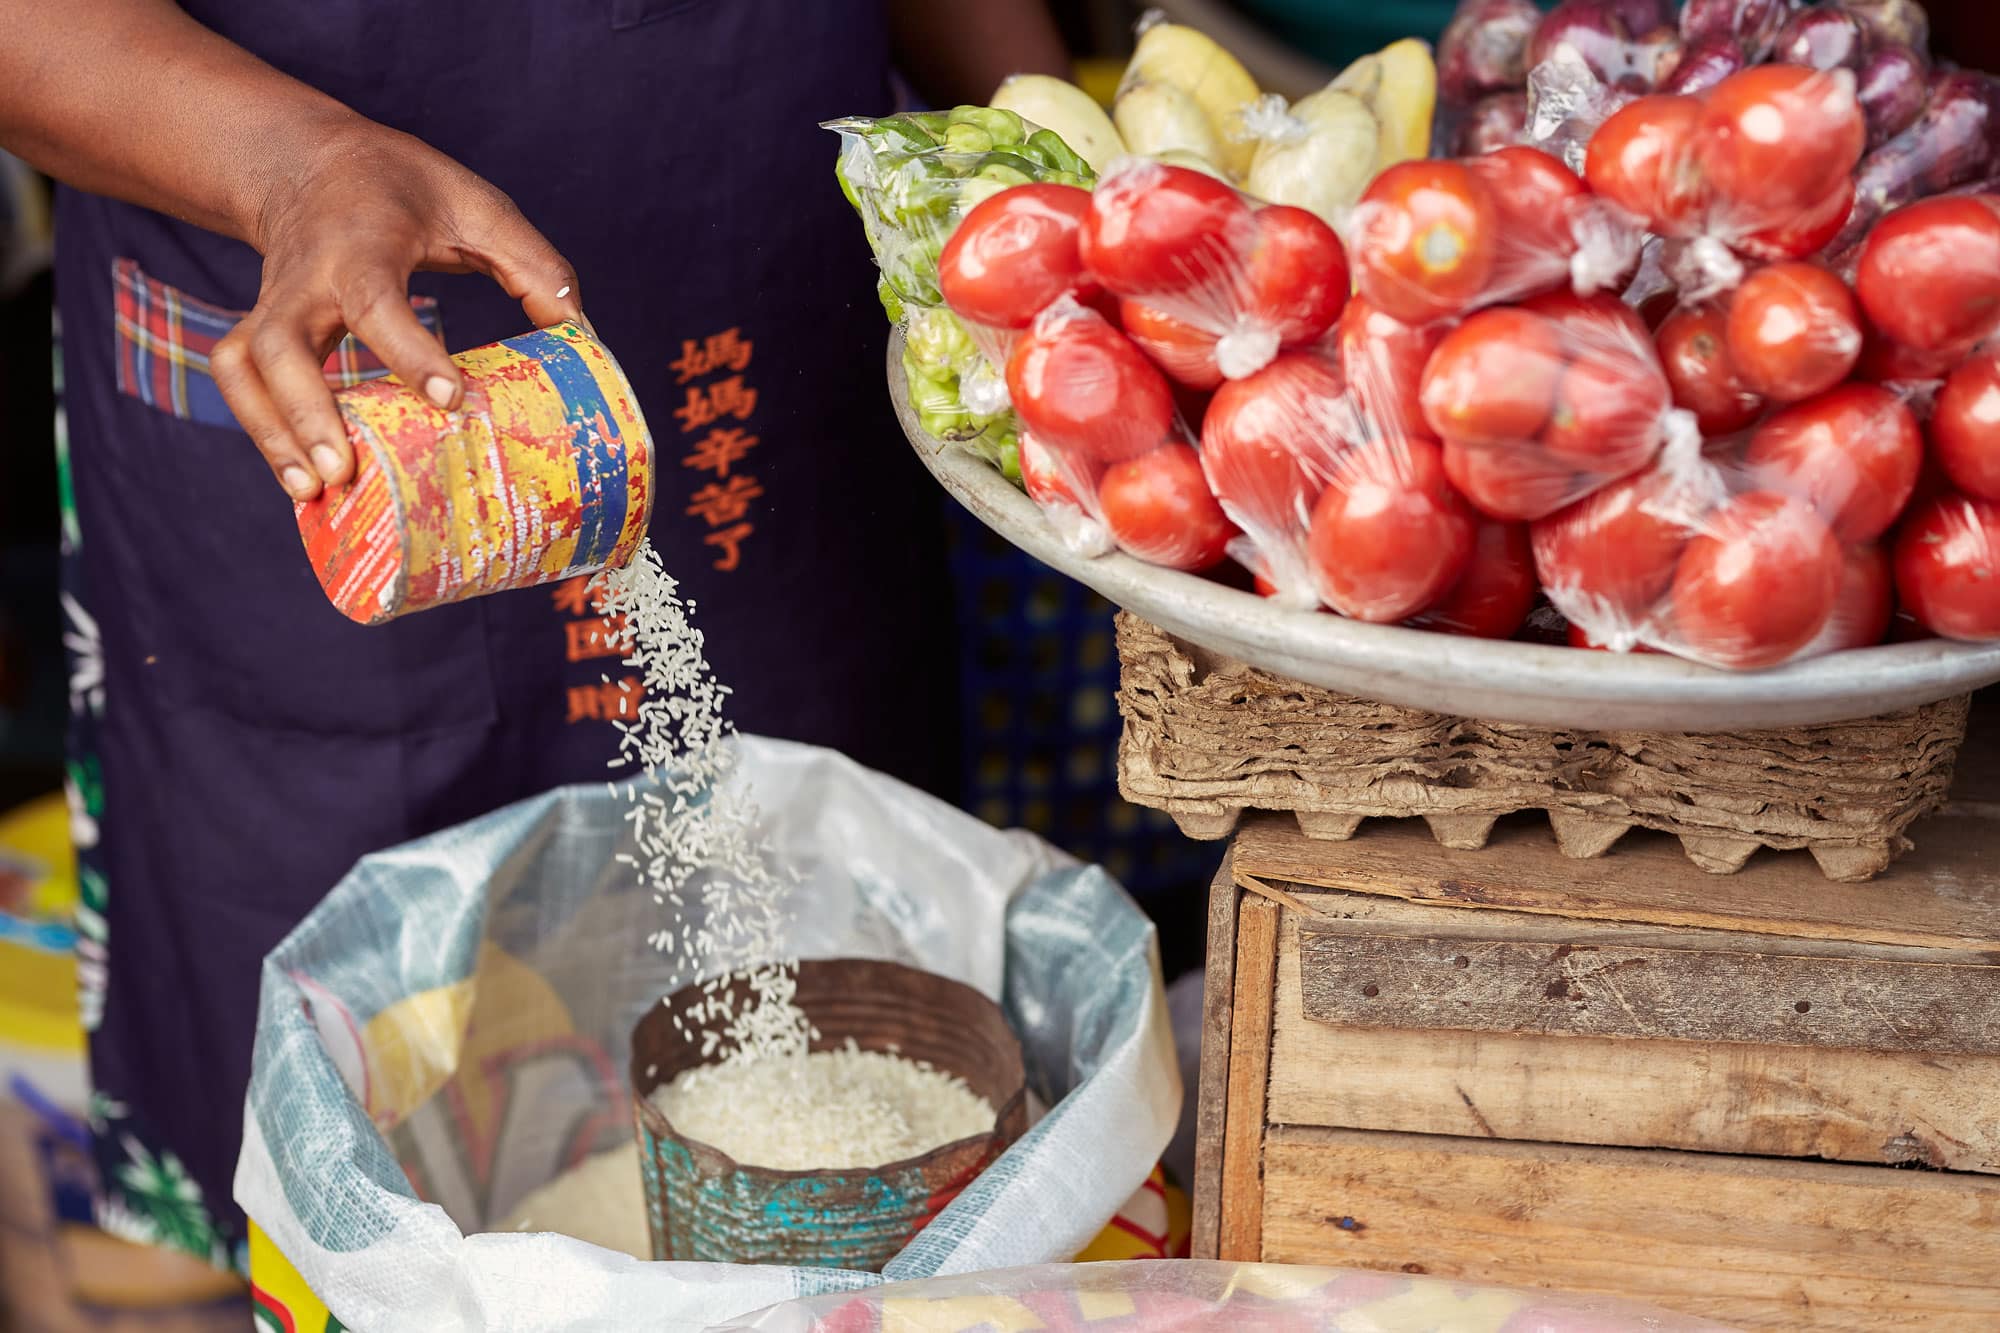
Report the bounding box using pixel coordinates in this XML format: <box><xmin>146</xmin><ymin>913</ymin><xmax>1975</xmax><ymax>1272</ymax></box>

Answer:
<box><xmin>859</xmin><ymin>8</ymin><xmax>2000</xmax><ymax>678</ymax></box>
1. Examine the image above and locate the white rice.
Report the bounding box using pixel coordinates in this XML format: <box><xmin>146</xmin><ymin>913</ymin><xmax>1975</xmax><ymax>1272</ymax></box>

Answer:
<box><xmin>650</xmin><ymin>1039</ymin><xmax>996</xmax><ymax>1170</ymax></box>
<box><xmin>591</xmin><ymin>542</ymin><xmax>812</xmax><ymax>1062</ymax></box>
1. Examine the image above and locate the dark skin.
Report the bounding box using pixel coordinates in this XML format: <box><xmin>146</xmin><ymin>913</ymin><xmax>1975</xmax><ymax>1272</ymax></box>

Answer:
<box><xmin>0</xmin><ymin>0</ymin><xmax>1066</xmax><ymax>501</ymax></box>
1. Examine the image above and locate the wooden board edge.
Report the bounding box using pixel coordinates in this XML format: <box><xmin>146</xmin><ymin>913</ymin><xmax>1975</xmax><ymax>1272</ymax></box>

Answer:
<box><xmin>1231</xmin><ymin>830</ymin><xmax>1995</xmax><ymax>955</ymax></box>
<box><xmin>1217</xmin><ymin>894</ymin><xmax>1280</xmax><ymax>1263</ymax></box>
<box><xmin>1191</xmin><ymin>849</ymin><xmax>1241</xmax><ymax>1261</ymax></box>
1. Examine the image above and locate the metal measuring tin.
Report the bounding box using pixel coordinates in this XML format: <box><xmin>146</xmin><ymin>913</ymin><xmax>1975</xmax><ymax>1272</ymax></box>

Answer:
<box><xmin>630</xmin><ymin>958</ymin><xmax>1029</xmax><ymax>1270</ymax></box>
<box><xmin>297</xmin><ymin>321</ymin><xmax>654</xmax><ymax>625</ymax></box>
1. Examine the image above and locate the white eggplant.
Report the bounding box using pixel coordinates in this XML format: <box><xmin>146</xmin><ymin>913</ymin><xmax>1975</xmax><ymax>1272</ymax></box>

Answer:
<box><xmin>1245</xmin><ymin>88</ymin><xmax>1380</xmax><ymax>229</ymax></box>
<box><xmin>990</xmin><ymin>74</ymin><xmax>1126</xmax><ymax>177</ymax></box>
<box><xmin>1121</xmin><ymin>20</ymin><xmax>1262</xmax><ymax>179</ymax></box>
<box><xmin>1114</xmin><ymin>81</ymin><xmax>1228</xmax><ymax>171</ymax></box>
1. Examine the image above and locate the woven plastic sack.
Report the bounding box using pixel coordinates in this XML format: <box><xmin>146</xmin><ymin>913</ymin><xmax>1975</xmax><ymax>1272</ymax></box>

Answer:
<box><xmin>714</xmin><ymin>1259</ymin><xmax>1740</xmax><ymax>1331</ymax></box>
<box><xmin>234</xmin><ymin>735</ymin><xmax>1180</xmax><ymax>1333</ymax></box>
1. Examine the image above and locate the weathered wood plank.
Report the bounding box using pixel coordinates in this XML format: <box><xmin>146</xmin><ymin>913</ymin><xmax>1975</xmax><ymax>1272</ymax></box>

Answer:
<box><xmin>1261</xmin><ymin>1126</ymin><xmax>2000</xmax><ymax>1331</ymax></box>
<box><xmin>1231</xmin><ymin>797</ymin><xmax>2000</xmax><ymax>952</ymax></box>
<box><xmin>1297</xmin><ymin>930</ymin><xmax>2000</xmax><ymax>1055</ymax></box>
<box><xmin>1217</xmin><ymin>895</ymin><xmax>1278</xmax><ymax>1263</ymax></box>
<box><xmin>1190</xmin><ymin>853</ymin><xmax>1241</xmax><ymax>1261</ymax></box>
<box><xmin>1267</xmin><ymin>915</ymin><xmax>2000</xmax><ymax>1172</ymax></box>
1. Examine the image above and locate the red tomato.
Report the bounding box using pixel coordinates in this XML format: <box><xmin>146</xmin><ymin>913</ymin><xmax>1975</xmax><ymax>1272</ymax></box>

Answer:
<box><xmin>1339</xmin><ymin>294</ymin><xmax>1449</xmax><ymax>436</ymax></box>
<box><xmin>1307</xmin><ymin>437</ymin><xmax>1477</xmax><ymax>621</ymax></box>
<box><xmin>1735</xmin><ymin>175</ymin><xmax>1855</xmax><ymax>262</ymax></box>
<box><xmin>1201</xmin><ymin>353</ymin><xmax>1349</xmax><ymax>536</ymax></box>
<box><xmin>1097</xmin><ymin>441</ymin><xmax>1239</xmax><ymax>572</ymax></box>
<box><xmin>1522</xmin><ymin>288</ymin><xmax>1653</xmax><ymax>344</ymax></box>
<box><xmin>1352</xmin><ymin>160</ymin><xmax>1500</xmax><ymax>326</ymax></box>
<box><xmin>1405</xmin><ymin>520</ymin><xmax>1539</xmax><ymax>639</ymax></box>
<box><xmin>1798</xmin><ymin>543</ymin><xmax>1894</xmax><ymax>655</ymax></box>
<box><xmin>1442</xmin><ymin>438</ymin><xmax>1580</xmax><ymax>522</ymax></box>
<box><xmin>1006</xmin><ymin>307</ymin><xmax>1174</xmax><ymax>464</ymax></box>
<box><xmin>1696</xmin><ymin>65</ymin><xmax>1866</xmax><ymax>224</ymax></box>
<box><xmin>1419</xmin><ymin>308</ymin><xmax>1565</xmax><ymax>443</ymax></box>
<box><xmin>1744</xmin><ymin>383</ymin><xmax>1921</xmax><ymax>543</ymax></box>
<box><xmin>1934</xmin><ymin>352</ymin><xmax>2000</xmax><ymax>502</ymax></box>
<box><xmin>1656</xmin><ymin>301</ymin><xmax>1764</xmax><ymax>436</ymax></box>
<box><xmin>1854</xmin><ymin>321</ymin><xmax>1958</xmax><ymax>385</ymax></box>
<box><xmin>937</xmin><ymin>183</ymin><xmax>1096</xmax><ymax>329</ymax></box>
<box><xmin>1238</xmin><ymin>204</ymin><xmax>1350</xmax><ymax>346</ymax></box>
<box><xmin>1120</xmin><ymin>299</ymin><xmax>1223</xmax><ymax>389</ymax></box>
<box><xmin>1080</xmin><ymin>161</ymin><xmax>1255</xmax><ymax>301</ymax></box>
<box><xmin>1724</xmin><ymin>261</ymin><xmax>1862</xmax><ymax>404</ymax></box>
<box><xmin>1583</xmin><ymin>95</ymin><xmax>1709</xmax><ymax>235</ymax></box>
<box><xmin>1893</xmin><ymin>492</ymin><xmax>2000</xmax><ymax>640</ymax></box>
<box><xmin>1469</xmin><ymin>145</ymin><xmax>1589</xmax><ymax>262</ymax></box>
<box><xmin>1855</xmin><ymin>195</ymin><xmax>2000</xmax><ymax>356</ymax></box>
<box><xmin>1542</xmin><ymin>346</ymin><xmax>1671</xmax><ymax>469</ymax></box>
<box><xmin>1532</xmin><ymin>468</ymin><xmax>1695</xmax><ymax>624</ymax></box>
<box><xmin>1018</xmin><ymin>432</ymin><xmax>1092</xmax><ymax>509</ymax></box>
<box><xmin>1669</xmin><ymin>490</ymin><xmax>1842</xmax><ymax>668</ymax></box>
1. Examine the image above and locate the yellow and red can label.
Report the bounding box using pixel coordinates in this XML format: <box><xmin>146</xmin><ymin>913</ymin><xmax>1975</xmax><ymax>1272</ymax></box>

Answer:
<box><xmin>297</xmin><ymin>322</ymin><xmax>654</xmax><ymax>625</ymax></box>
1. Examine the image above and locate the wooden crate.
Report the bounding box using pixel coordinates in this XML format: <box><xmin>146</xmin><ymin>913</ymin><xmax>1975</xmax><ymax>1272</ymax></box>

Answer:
<box><xmin>1117</xmin><ymin>613</ymin><xmax>1970</xmax><ymax>881</ymax></box>
<box><xmin>1192</xmin><ymin>704</ymin><xmax>2000</xmax><ymax>1330</ymax></box>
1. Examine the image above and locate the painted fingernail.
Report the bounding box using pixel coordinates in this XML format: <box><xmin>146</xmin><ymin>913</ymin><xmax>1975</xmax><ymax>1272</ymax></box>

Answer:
<box><xmin>425</xmin><ymin>375</ymin><xmax>456</xmax><ymax>408</ymax></box>
<box><xmin>282</xmin><ymin>465</ymin><xmax>316</xmax><ymax>498</ymax></box>
<box><xmin>310</xmin><ymin>445</ymin><xmax>344</xmax><ymax>483</ymax></box>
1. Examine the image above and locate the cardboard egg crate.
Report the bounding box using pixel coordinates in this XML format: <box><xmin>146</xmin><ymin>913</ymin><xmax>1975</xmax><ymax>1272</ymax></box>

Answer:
<box><xmin>1114</xmin><ymin>613</ymin><xmax>1970</xmax><ymax>882</ymax></box>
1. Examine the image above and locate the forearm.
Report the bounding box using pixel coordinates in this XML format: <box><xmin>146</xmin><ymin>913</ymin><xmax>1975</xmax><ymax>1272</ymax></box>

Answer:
<box><xmin>0</xmin><ymin>0</ymin><xmax>365</xmax><ymax>245</ymax></box>
<box><xmin>886</xmin><ymin>0</ymin><xmax>1070</xmax><ymax>109</ymax></box>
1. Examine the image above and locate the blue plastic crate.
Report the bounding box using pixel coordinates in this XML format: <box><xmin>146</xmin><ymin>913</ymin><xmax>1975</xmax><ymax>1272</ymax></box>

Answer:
<box><xmin>943</xmin><ymin>499</ymin><xmax>1218</xmax><ymax>973</ymax></box>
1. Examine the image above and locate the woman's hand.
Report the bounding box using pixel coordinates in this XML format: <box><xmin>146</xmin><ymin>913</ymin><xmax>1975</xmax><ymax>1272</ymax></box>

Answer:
<box><xmin>212</xmin><ymin>120</ymin><xmax>586</xmax><ymax>500</ymax></box>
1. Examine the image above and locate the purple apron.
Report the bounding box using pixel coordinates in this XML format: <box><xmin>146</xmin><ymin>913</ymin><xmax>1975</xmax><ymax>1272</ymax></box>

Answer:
<box><xmin>54</xmin><ymin>0</ymin><xmax>959</xmax><ymax>1268</ymax></box>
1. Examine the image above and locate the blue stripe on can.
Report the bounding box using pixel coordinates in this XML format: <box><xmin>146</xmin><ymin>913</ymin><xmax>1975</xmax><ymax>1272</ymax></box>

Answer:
<box><xmin>508</xmin><ymin>327</ymin><xmax>629</xmax><ymax>573</ymax></box>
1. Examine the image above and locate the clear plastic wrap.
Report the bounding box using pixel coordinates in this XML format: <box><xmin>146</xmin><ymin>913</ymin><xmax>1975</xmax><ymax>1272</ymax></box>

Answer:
<box><xmin>1077</xmin><ymin>158</ymin><xmax>1350</xmax><ymax>383</ymax></box>
<box><xmin>1894</xmin><ymin>490</ymin><xmax>2000</xmax><ymax>641</ymax></box>
<box><xmin>1349</xmin><ymin>146</ymin><xmax>1641</xmax><ymax>327</ymax></box>
<box><xmin>1200</xmin><ymin>347</ymin><xmax>1478</xmax><ymax>622</ymax></box>
<box><xmin>1831</xmin><ymin>69</ymin><xmax>2000</xmax><ymax>259</ymax></box>
<box><xmin>1415</xmin><ymin>289</ymin><xmax>1695</xmax><ymax>521</ymax></box>
<box><xmin>1006</xmin><ymin>296</ymin><xmax>1239</xmax><ymax>570</ymax></box>
<box><xmin>1931</xmin><ymin>348</ymin><xmax>2000</xmax><ymax>501</ymax></box>
<box><xmin>715</xmin><ymin>1259</ymin><xmax>1738</xmax><ymax>1333</ymax></box>
<box><xmin>1535</xmin><ymin>379</ymin><xmax>1924</xmax><ymax>667</ymax></box>
<box><xmin>830</xmin><ymin>108</ymin><xmax>1095</xmax><ymax>483</ymax></box>
<box><xmin>1580</xmin><ymin>64</ymin><xmax>1868</xmax><ymax>298</ymax></box>
<box><xmin>1853</xmin><ymin>192</ymin><xmax>2000</xmax><ymax>362</ymax></box>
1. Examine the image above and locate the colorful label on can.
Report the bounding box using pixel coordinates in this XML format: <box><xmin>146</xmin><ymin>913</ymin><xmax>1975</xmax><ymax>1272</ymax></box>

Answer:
<box><xmin>296</xmin><ymin>323</ymin><xmax>654</xmax><ymax>626</ymax></box>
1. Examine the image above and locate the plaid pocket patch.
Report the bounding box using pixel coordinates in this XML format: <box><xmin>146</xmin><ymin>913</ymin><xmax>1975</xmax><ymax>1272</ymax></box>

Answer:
<box><xmin>112</xmin><ymin>257</ymin><xmax>442</xmax><ymax>429</ymax></box>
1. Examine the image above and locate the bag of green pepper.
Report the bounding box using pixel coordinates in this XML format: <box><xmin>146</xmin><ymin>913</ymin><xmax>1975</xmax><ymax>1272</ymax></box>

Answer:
<box><xmin>826</xmin><ymin>105</ymin><xmax>1095</xmax><ymax>486</ymax></box>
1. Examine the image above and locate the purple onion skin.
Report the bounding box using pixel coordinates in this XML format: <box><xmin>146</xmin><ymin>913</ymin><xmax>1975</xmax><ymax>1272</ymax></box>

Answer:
<box><xmin>1835</xmin><ymin>0</ymin><xmax>1932</xmax><ymax>59</ymax></box>
<box><xmin>1831</xmin><ymin>69</ymin><xmax>2000</xmax><ymax>254</ymax></box>
<box><xmin>1858</xmin><ymin>45</ymin><xmax>1931</xmax><ymax>148</ymax></box>
<box><xmin>1438</xmin><ymin>0</ymin><xmax>1542</xmax><ymax>104</ymax></box>
<box><xmin>1607</xmin><ymin>0</ymin><xmax>1675</xmax><ymax>33</ymax></box>
<box><xmin>1661</xmin><ymin>34</ymin><xmax>1746</xmax><ymax>95</ymax></box>
<box><xmin>1773</xmin><ymin>8</ymin><xmax>1866</xmax><ymax>71</ymax></box>
<box><xmin>1457</xmin><ymin>91</ymin><xmax>1531</xmax><ymax>153</ymax></box>
<box><xmin>1629</xmin><ymin>27</ymin><xmax>1684</xmax><ymax>89</ymax></box>
<box><xmin>1678</xmin><ymin>0</ymin><xmax>1792</xmax><ymax>60</ymax></box>
<box><xmin>1530</xmin><ymin>0</ymin><xmax>1686</xmax><ymax>88</ymax></box>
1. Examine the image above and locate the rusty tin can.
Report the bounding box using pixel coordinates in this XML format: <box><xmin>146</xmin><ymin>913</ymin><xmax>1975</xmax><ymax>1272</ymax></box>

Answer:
<box><xmin>629</xmin><ymin>959</ymin><xmax>1028</xmax><ymax>1270</ymax></box>
<box><xmin>296</xmin><ymin>321</ymin><xmax>654</xmax><ymax>625</ymax></box>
